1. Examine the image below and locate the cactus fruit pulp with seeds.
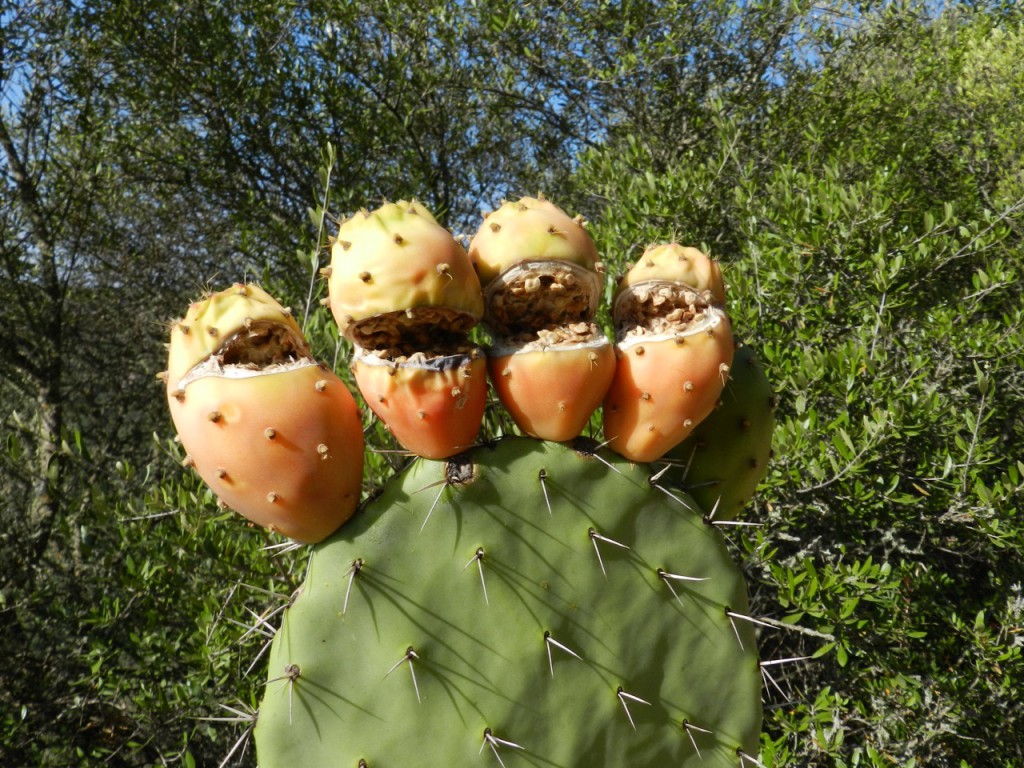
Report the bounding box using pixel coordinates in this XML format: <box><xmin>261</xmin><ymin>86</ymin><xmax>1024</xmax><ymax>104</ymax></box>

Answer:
<box><xmin>604</xmin><ymin>245</ymin><xmax>735</xmax><ymax>463</ymax></box>
<box><xmin>328</xmin><ymin>200</ymin><xmax>488</xmax><ymax>459</ymax></box>
<box><xmin>254</xmin><ymin>438</ymin><xmax>762</xmax><ymax>767</ymax></box>
<box><xmin>664</xmin><ymin>345</ymin><xmax>775</xmax><ymax>522</ymax></box>
<box><xmin>165</xmin><ymin>284</ymin><xmax>364</xmax><ymax>543</ymax></box>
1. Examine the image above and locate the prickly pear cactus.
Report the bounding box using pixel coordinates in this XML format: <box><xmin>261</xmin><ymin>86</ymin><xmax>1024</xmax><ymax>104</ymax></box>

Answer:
<box><xmin>164</xmin><ymin>198</ymin><xmax>778</xmax><ymax>767</ymax></box>
<box><xmin>254</xmin><ymin>437</ymin><xmax>762</xmax><ymax>767</ymax></box>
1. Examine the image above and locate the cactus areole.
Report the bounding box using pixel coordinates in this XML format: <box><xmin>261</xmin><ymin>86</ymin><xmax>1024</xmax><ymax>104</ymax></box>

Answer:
<box><xmin>165</xmin><ymin>284</ymin><xmax>364</xmax><ymax>543</ymax></box>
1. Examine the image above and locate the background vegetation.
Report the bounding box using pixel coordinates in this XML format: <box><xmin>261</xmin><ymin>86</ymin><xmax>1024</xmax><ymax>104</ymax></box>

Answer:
<box><xmin>2</xmin><ymin>0</ymin><xmax>1021</xmax><ymax>765</ymax></box>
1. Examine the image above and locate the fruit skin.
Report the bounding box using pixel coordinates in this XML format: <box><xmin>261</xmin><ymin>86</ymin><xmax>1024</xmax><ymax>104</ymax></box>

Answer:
<box><xmin>253</xmin><ymin>437</ymin><xmax>762</xmax><ymax>768</ymax></box>
<box><xmin>327</xmin><ymin>200</ymin><xmax>484</xmax><ymax>340</ymax></box>
<box><xmin>664</xmin><ymin>344</ymin><xmax>775</xmax><ymax>521</ymax></box>
<box><xmin>166</xmin><ymin>282</ymin><xmax>300</xmax><ymax>387</ymax></box>
<box><xmin>603</xmin><ymin>310</ymin><xmax>735</xmax><ymax>463</ymax></box>
<box><xmin>467</xmin><ymin>196</ymin><xmax>599</xmax><ymax>287</ymax></box>
<box><xmin>165</xmin><ymin>283</ymin><xmax>364</xmax><ymax>544</ymax></box>
<box><xmin>488</xmin><ymin>336</ymin><xmax>614</xmax><ymax>442</ymax></box>
<box><xmin>616</xmin><ymin>243</ymin><xmax>726</xmax><ymax>307</ymax></box>
<box><xmin>352</xmin><ymin>346</ymin><xmax>487</xmax><ymax>459</ymax></box>
<box><xmin>168</xmin><ymin>363</ymin><xmax>364</xmax><ymax>543</ymax></box>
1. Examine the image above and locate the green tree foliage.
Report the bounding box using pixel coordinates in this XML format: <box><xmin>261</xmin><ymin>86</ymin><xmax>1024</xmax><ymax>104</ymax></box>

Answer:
<box><xmin>576</xmin><ymin>4</ymin><xmax>1024</xmax><ymax>764</ymax></box>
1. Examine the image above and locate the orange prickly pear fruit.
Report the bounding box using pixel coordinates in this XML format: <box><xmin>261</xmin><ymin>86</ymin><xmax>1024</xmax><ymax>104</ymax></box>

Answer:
<box><xmin>603</xmin><ymin>245</ymin><xmax>734</xmax><ymax>463</ymax></box>
<box><xmin>467</xmin><ymin>196</ymin><xmax>604</xmax><ymax>335</ymax></box>
<box><xmin>164</xmin><ymin>283</ymin><xmax>364</xmax><ymax>543</ymax></box>
<box><xmin>488</xmin><ymin>326</ymin><xmax>614</xmax><ymax>442</ymax></box>
<box><xmin>326</xmin><ymin>200</ymin><xmax>483</xmax><ymax>348</ymax></box>
<box><xmin>352</xmin><ymin>346</ymin><xmax>487</xmax><ymax>459</ymax></box>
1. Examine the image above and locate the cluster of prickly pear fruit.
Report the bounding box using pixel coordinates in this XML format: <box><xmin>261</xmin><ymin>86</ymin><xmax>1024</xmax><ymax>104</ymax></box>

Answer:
<box><xmin>163</xmin><ymin>195</ymin><xmax>778</xmax><ymax>767</ymax></box>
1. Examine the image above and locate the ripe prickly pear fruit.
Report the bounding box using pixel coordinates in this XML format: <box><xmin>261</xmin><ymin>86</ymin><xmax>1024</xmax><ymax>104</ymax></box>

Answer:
<box><xmin>353</xmin><ymin>346</ymin><xmax>487</xmax><ymax>460</ymax></box>
<box><xmin>664</xmin><ymin>344</ymin><xmax>775</xmax><ymax>521</ymax></box>
<box><xmin>327</xmin><ymin>200</ymin><xmax>484</xmax><ymax>348</ymax></box>
<box><xmin>604</xmin><ymin>245</ymin><xmax>734</xmax><ymax>463</ymax></box>
<box><xmin>488</xmin><ymin>326</ymin><xmax>614</xmax><ymax>442</ymax></box>
<box><xmin>254</xmin><ymin>437</ymin><xmax>762</xmax><ymax>768</ymax></box>
<box><xmin>165</xmin><ymin>284</ymin><xmax>364</xmax><ymax>543</ymax></box>
<box><xmin>468</xmin><ymin>196</ymin><xmax>603</xmax><ymax>335</ymax></box>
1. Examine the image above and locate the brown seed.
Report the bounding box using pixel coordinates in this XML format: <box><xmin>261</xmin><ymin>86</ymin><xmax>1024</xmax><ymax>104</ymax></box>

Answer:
<box><xmin>490</xmin><ymin>222</ymin><xmax>501</xmax><ymax>233</ymax></box>
<box><xmin>207</xmin><ymin>326</ymin><xmax>219</xmax><ymax>337</ymax></box>
<box><xmin>181</xmin><ymin>455</ymin><xmax>195</xmax><ymax>468</ymax></box>
<box><xmin>640</xmin><ymin>392</ymin><xmax>651</xmax><ymax>401</ymax></box>
<box><xmin>338</xmin><ymin>240</ymin><xmax>352</xmax><ymax>250</ymax></box>
<box><xmin>264</xmin><ymin>428</ymin><xmax>277</xmax><ymax>439</ymax></box>
<box><xmin>207</xmin><ymin>410</ymin><xmax>222</xmax><ymax>423</ymax></box>
<box><xmin>360</xmin><ymin>271</ymin><xmax>372</xmax><ymax>283</ymax></box>
<box><xmin>315</xmin><ymin>379</ymin><xmax>328</xmax><ymax>392</ymax></box>
<box><xmin>393</xmin><ymin>233</ymin><xmax>405</xmax><ymax>245</ymax></box>
<box><xmin>267</xmin><ymin>492</ymin><xmax>279</xmax><ymax>503</ymax></box>
<box><xmin>684</xmin><ymin>381</ymin><xmax>694</xmax><ymax>391</ymax></box>
<box><xmin>319</xmin><ymin>266</ymin><xmax>333</xmax><ymax>278</ymax></box>
<box><xmin>215</xmin><ymin>467</ymin><xmax>228</xmax><ymax>478</ymax></box>
<box><xmin>417</xmin><ymin>410</ymin><xmax>427</xmax><ymax>420</ymax></box>
<box><xmin>635</xmin><ymin>346</ymin><xmax>645</xmax><ymax>357</ymax></box>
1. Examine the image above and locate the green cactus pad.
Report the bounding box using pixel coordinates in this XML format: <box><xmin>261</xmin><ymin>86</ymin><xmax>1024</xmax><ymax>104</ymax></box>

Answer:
<box><xmin>663</xmin><ymin>345</ymin><xmax>775</xmax><ymax>522</ymax></box>
<box><xmin>254</xmin><ymin>437</ymin><xmax>762</xmax><ymax>767</ymax></box>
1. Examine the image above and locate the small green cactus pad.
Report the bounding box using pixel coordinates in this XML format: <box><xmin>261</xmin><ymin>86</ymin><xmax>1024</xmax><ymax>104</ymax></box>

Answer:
<box><xmin>254</xmin><ymin>437</ymin><xmax>762</xmax><ymax>767</ymax></box>
<box><xmin>663</xmin><ymin>345</ymin><xmax>775</xmax><ymax>522</ymax></box>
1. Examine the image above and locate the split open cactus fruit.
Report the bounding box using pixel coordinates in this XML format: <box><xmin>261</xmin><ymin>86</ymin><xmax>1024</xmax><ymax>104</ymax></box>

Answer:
<box><xmin>470</xmin><ymin>198</ymin><xmax>613</xmax><ymax>441</ymax></box>
<box><xmin>327</xmin><ymin>200</ymin><xmax>488</xmax><ymax>458</ymax></box>
<box><xmin>604</xmin><ymin>245</ymin><xmax>734</xmax><ymax>463</ymax></box>
<box><xmin>254</xmin><ymin>437</ymin><xmax>762</xmax><ymax>767</ymax></box>
<box><xmin>164</xmin><ymin>284</ymin><xmax>364</xmax><ymax>543</ymax></box>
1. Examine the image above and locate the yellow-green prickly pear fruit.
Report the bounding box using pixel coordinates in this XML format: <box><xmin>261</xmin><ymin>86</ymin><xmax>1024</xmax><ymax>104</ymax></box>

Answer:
<box><xmin>327</xmin><ymin>200</ymin><xmax>484</xmax><ymax>348</ymax></box>
<box><xmin>164</xmin><ymin>283</ymin><xmax>364</xmax><ymax>543</ymax></box>
<box><xmin>604</xmin><ymin>245</ymin><xmax>734</xmax><ymax>463</ymax></box>
<box><xmin>467</xmin><ymin>196</ymin><xmax>603</xmax><ymax>335</ymax></box>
